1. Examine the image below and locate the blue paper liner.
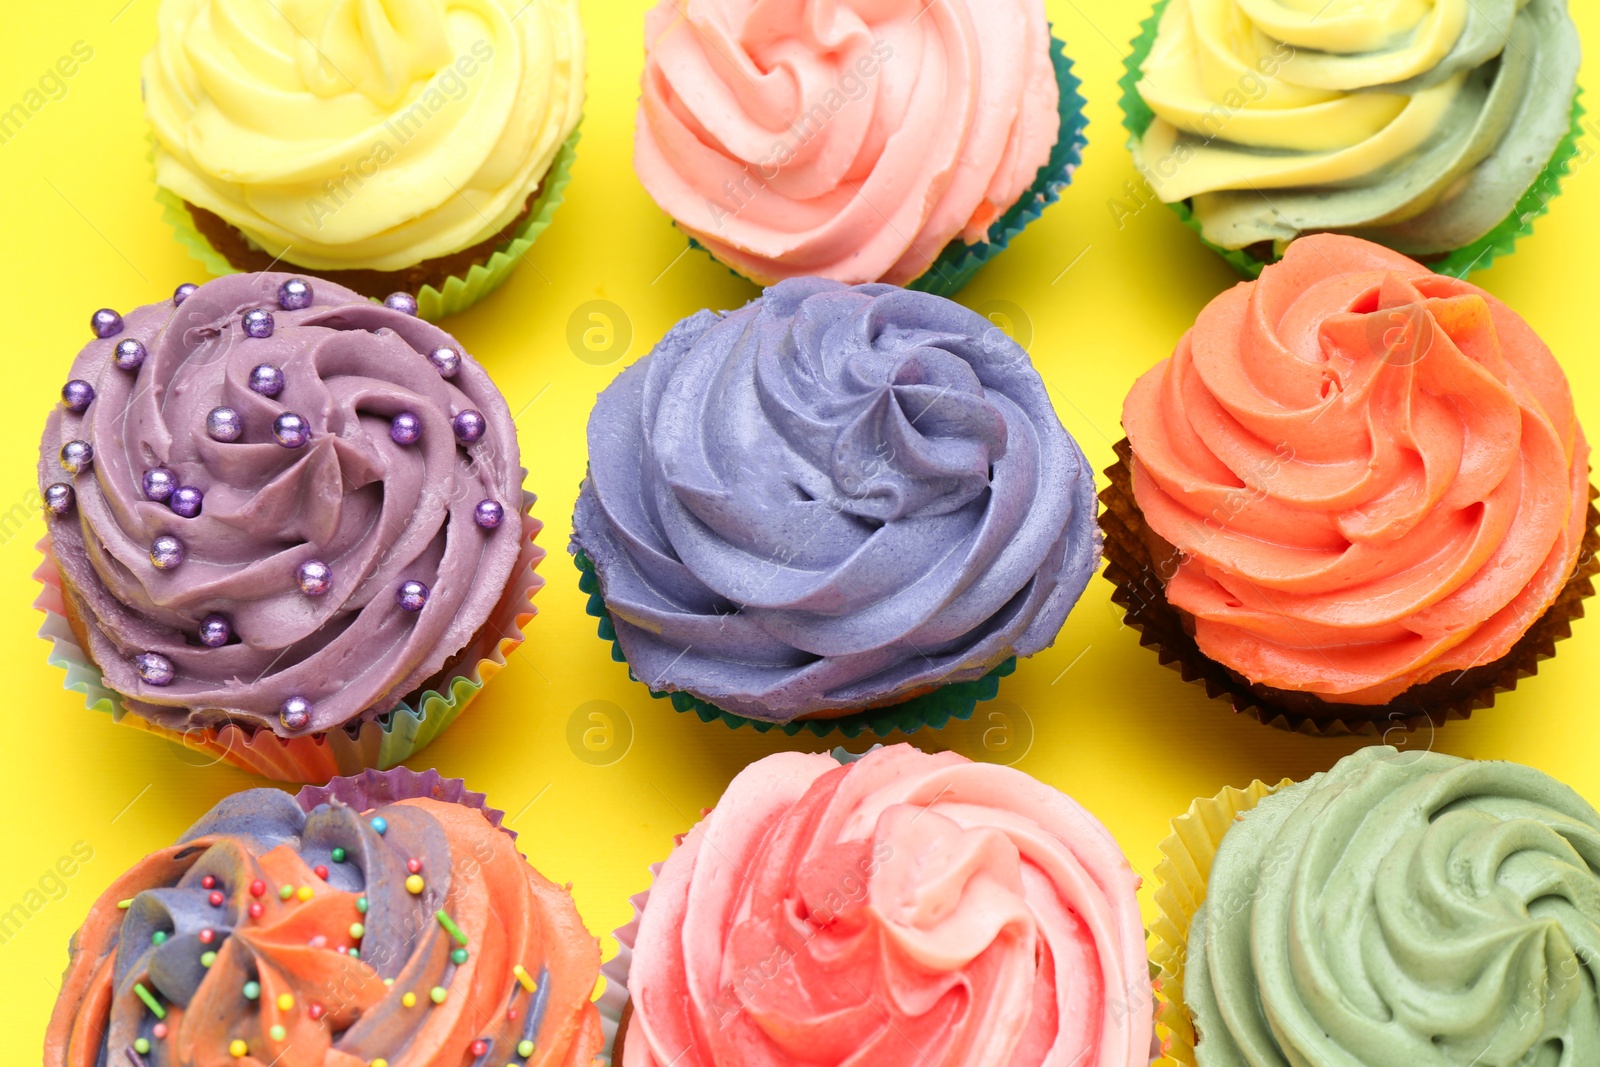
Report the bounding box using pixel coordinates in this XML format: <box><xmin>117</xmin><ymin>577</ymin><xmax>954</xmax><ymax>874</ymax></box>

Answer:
<box><xmin>1117</xmin><ymin>0</ymin><xmax>1586</xmax><ymax>280</ymax></box>
<box><xmin>573</xmin><ymin>550</ymin><xmax>1015</xmax><ymax>739</ymax></box>
<box><xmin>682</xmin><ymin>30</ymin><xmax>1088</xmax><ymax>296</ymax></box>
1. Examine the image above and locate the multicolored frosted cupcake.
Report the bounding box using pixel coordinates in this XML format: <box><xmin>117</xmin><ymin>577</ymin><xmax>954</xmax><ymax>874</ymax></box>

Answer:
<box><xmin>634</xmin><ymin>0</ymin><xmax>1087</xmax><ymax>295</ymax></box>
<box><xmin>1102</xmin><ymin>234</ymin><xmax>1597</xmax><ymax>733</ymax></box>
<box><xmin>45</xmin><ymin>767</ymin><xmax>603</xmax><ymax>1066</ymax></box>
<box><xmin>603</xmin><ymin>744</ymin><xmax>1153</xmax><ymax>1067</ymax></box>
<box><xmin>1120</xmin><ymin>0</ymin><xmax>1583</xmax><ymax>277</ymax></box>
<box><xmin>145</xmin><ymin>0</ymin><xmax>585</xmax><ymax>319</ymax></box>
<box><xmin>571</xmin><ymin>278</ymin><xmax>1100</xmax><ymax>735</ymax></box>
<box><xmin>1150</xmin><ymin>747</ymin><xmax>1600</xmax><ymax>1067</ymax></box>
<box><xmin>37</xmin><ymin>273</ymin><xmax>542</xmax><ymax>781</ymax></box>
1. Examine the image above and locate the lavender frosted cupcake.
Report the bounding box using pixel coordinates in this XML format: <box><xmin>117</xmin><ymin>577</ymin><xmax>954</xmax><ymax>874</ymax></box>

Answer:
<box><xmin>571</xmin><ymin>278</ymin><xmax>1099</xmax><ymax>734</ymax></box>
<box><xmin>37</xmin><ymin>275</ymin><xmax>542</xmax><ymax>781</ymax></box>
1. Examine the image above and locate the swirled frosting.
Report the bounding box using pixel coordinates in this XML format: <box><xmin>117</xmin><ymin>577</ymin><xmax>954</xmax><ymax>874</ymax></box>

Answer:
<box><xmin>634</xmin><ymin>0</ymin><xmax>1060</xmax><ymax>285</ymax></box>
<box><xmin>571</xmin><ymin>278</ymin><xmax>1098</xmax><ymax>722</ymax></box>
<box><xmin>1123</xmin><ymin>235</ymin><xmax>1589</xmax><ymax>703</ymax></box>
<box><xmin>46</xmin><ymin>784</ymin><xmax>603</xmax><ymax>1066</ymax></box>
<box><xmin>39</xmin><ymin>273</ymin><xmax>525</xmax><ymax>734</ymax></box>
<box><xmin>1186</xmin><ymin>746</ymin><xmax>1600</xmax><ymax>1067</ymax></box>
<box><xmin>144</xmin><ymin>0</ymin><xmax>584</xmax><ymax>271</ymax></box>
<box><xmin>1133</xmin><ymin>0</ymin><xmax>1580</xmax><ymax>254</ymax></box>
<box><xmin>620</xmin><ymin>744</ymin><xmax>1152</xmax><ymax>1067</ymax></box>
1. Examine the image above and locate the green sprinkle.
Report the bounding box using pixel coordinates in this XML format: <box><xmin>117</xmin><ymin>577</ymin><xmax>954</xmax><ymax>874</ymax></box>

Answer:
<box><xmin>348</xmin><ymin>947</ymin><xmax>360</xmax><ymax>960</ymax></box>
<box><xmin>200</xmin><ymin>951</ymin><xmax>217</xmax><ymax>968</ymax></box>
<box><xmin>435</xmin><ymin>910</ymin><xmax>468</xmax><ymax>946</ymax></box>
<box><xmin>349</xmin><ymin>922</ymin><xmax>365</xmax><ymax>940</ymax></box>
<box><xmin>355</xmin><ymin>896</ymin><xmax>368</xmax><ymax>915</ymax></box>
<box><xmin>429</xmin><ymin>986</ymin><xmax>447</xmax><ymax>1004</ymax></box>
<box><xmin>243</xmin><ymin>981</ymin><xmax>261</xmax><ymax>1000</ymax></box>
<box><xmin>330</xmin><ymin>847</ymin><xmax>346</xmax><ymax>863</ymax></box>
<box><xmin>450</xmin><ymin>948</ymin><xmax>468</xmax><ymax>965</ymax></box>
<box><xmin>117</xmin><ymin>899</ymin><xmax>134</xmax><ymax>910</ymax></box>
<box><xmin>134</xmin><ymin>1038</ymin><xmax>151</xmax><ymax>1055</ymax></box>
<box><xmin>150</xmin><ymin>931</ymin><xmax>167</xmax><ymax>946</ymax></box>
<box><xmin>278</xmin><ymin>884</ymin><xmax>293</xmax><ymax>901</ymax></box>
<box><xmin>517</xmin><ymin>1039</ymin><xmax>535</xmax><ymax>1057</ymax></box>
<box><xmin>383</xmin><ymin>977</ymin><xmax>395</xmax><ymax>987</ymax></box>
<box><xmin>133</xmin><ymin>982</ymin><xmax>166</xmax><ymax>1020</ymax></box>
<box><xmin>269</xmin><ymin>1024</ymin><xmax>286</xmax><ymax>1042</ymax></box>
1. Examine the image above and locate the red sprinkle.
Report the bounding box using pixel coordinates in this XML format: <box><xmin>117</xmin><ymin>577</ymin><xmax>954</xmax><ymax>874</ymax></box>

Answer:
<box><xmin>208</xmin><ymin>891</ymin><xmax>225</xmax><ymax>907</ymax></box>
<box><xmin>198</xmin><ymin>929</ymin><xmax>215</xmax><ymax>945</ymax></box>
<box><xmin>406</xmin><ymin>857</ymin><xmax>423</xmax><ymax>874</ymax></box>
<box><xmin>152</xmin><ymin>1023</ymin><xmax>168</xmax><ymax>1040</ymax></box>
<box><xmin>507</xmin><ymin>1007</ymin><xmax>519</xmax><ymax>1021</ymax></box>
<box><xmin>201</xmin><ymin>875</ymin><xmax>216</xmax><ymax>890</ymax></box>
<box><xmin>307</xmin><ymin>1003</ymin><xmax>325</xmax><ymax>1021</ymax></box>
<box><xmin>248</xmin><ymin>902</ymin><xmax>264</xmax><ymax>920</ymax></box>
<box><xmin>249</xmin><ymin>879</ymin><xmax>266</xmax><ymax>898</ymax></box>
<box><xmin>313</xmin><ymin>865</ymin><xmax>329</xmax><ymax>880</ymax></box>
<box><xmin>470</xmin><ymin>1039</ymin><xmax>488</xmax><ymax>1057</ymax></box>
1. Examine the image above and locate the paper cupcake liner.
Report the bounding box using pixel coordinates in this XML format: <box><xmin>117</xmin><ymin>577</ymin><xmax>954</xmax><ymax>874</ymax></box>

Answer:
<box><xmin>35</xmin><ymin>488</ymin><xmax>545</xmax><ymax>783</ymax></box>
<box><xmin>155</xmin><ymin>128</ymin><xmax>582</xmax><ymax>321</ymax></box>
<box><xmin>1147</xmin><ymin>777</ymin><xmax>1291</xmax><ymax>1066</ymax></box>
<box><xmin>573</xmin><ymin>549</ymin><xmax>1015</xmax><ymax>738</ymax></box>
<box><xmin>294</xmin><ymin>766</ymin><xmax>515</xmax><ymax>844</ymax></box>
<box><xmin>682</xmin><ymin>30</ymin><xmax>1087</xmax><ymax>296</ymax></box>
<box><xmin>1099</xmin><ymin>439</ymin><xmax>1600</xmax><ymax>735</ymax></box>
<box><xmin>1117</xmin><ymin>0</ymin><xmax>1586</xmax><ymax>280</ymax></box>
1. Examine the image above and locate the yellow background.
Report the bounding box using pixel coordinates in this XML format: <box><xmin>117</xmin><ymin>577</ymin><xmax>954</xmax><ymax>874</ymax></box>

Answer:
<box><xmin>5</xmin><ymin>0</ymin><xmax>1599</xmax><ymax>1056</ymax></box>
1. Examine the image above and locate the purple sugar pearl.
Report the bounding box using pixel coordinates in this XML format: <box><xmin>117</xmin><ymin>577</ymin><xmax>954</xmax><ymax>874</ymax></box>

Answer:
<box><xmin>142</xmin><ymin>468</ymin><xmax>177</xmax><ymax>502</ymax></box>
<box><xmin>59</xmin><ymin>440</ymin><xmax>93</xmax><ymax>474</ymax></box>
<box><xmin>113</xmin><ymin>338</ymin><xmax>147</xmax><ymax>371</ymax></box>
<box><xmin>279</xmin><ymin>696</ymin><xmax>312</xmax><ymax>731</ymax></box>
<box><xmin>173</xmin><ymin>283</ymin><xmax>198</xmax><ymax>305</ymax></box>
<box><xmin>43</xmin><ymin>483</ymin><xmax>75</xmax><ymax>517</ymax></box>
<box><xmin>395</xmin><ymin>580</ymin><xmax>429</xmax><ymax>612</ymax></box>
<box><xmin>242</xmin><ymin>309</ymin><xmax>275</xmax><ymax>338</ymax></box>
<box><xmin>427</xmin><ymin>346</ymin><xmax>460</xmax><ymax>378</ymax></box>
<box><xmin>206</xmin><ymin>407</ymin><xmax>243</xmax><ymax>442</ymax></box>
<box><xmin>169</xmin><ymin>486</ymin><xmax>204</xmax><ymax>518</ymax></box>
<box><xmin>249</xmin><ymin>364</ymin><xmax>285</xmax><ymax>397</ymax></box>
<box><xmin>383</xmin><ymin>292</ymin><xmax>418</xmax><ymax>316</ymax></box>
<box><xmin>91</xmin><ymin>309</ymin><xmax>122</xmax><ymax>339</ymax></box>
<box><xmin>150</xmin><ymin>535</ymin><xmax>185</xmax><ymax>570</ymax></box>
<box><xmin>197</xmin><ymin>614</ymin><xmax>232</xmax><ymax>648</ymax></box>
<box><xmin>135</xmin><ymin>652</ymin><xmax>175</xmax><ymax>687</ymax></box>
<box><xmin>473</xmin><ymin>499</ymin><xmax>504</xmax><ymax>529</ymax></box>
<box><xmin>61</xmin><ymin>380</ymin><xmax>95</xmax><ymax>413</ymax></box>
<box><xmin>278</xmin><ymin>278</ymin><xmax>313</xmax><ymax>311</ymax></box>
<box><xmin>297</xmin><ymin>559</ymin><xmax>332</xmax><ymax>596</ymax></box>
<box><xmin>451</xmin><ymin>410</ymin><xmax>486</xmax><ymax>443</ymax></box>
<box><xmin>389</xmin><ymin>412</ymin><xmax>421</xmax><ymax>446</ymax></box>
<box><xmin>273</xmin><ymin>412</ymin><xmax>310</xmax><ymax>448</ymax></box>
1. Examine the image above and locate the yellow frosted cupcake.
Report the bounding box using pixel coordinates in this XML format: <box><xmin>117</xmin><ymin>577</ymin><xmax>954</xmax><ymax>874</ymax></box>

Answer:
<box><xmin>144</xmin><ymin>0</ymin><xmax>584</xmax><ymax>317</ymax></box>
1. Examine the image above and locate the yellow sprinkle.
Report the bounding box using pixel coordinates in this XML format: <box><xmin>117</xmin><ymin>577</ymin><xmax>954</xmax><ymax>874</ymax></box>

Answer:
<box><xmin>276</xmin><ymin>993</ymin><xmax>295</xmax><ymax>1011</ymax></box>
<box><xmin>296</xmin><ymin>886</ymin><xmax>314</xmax><ymax>902</ymax></box>
<box><xmin>401</xmin><ymin>991</ymin><xmax>416</xmax><ymax>1008</ymax></box>
<box><xmin>371</xmin><ymin>1060</ymin><xmax>389</xmax><ymax>1067</ymax></box>
<box><xmin>229</xmin><ymin>1039</ymin><xmax>248</xmax><ymax>1058</ymax></box>
<box><xmin>404</xmin><ymin>874</ymin><xmax>424</xmax><ymax>895</ymax></box>
<box><xmin>512</xmin><ymin>964</ymin><xmax>535</xmax><ymax>993</ymax></box>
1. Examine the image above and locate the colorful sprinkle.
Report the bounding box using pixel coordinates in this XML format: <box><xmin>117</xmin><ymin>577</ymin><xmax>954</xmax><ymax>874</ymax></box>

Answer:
<box><xmin>314</xmin><ymin>865</ymin><xmax>329</xmax><ymax>880</ymax></box>
<box><xmin>436</xmin><ymin>910</ymin><xmax>468</xmax><ymax>945</ymax></box>
<box><xmin>243</xmin><ymin>981</ymin><xmax>261</xmax><ymax>1000</ymax></box>
<box><xmin>357</xmin><ymin>896</ymin><xmax>369</xmax><ymax>914</ymax></box>
<box><xmin>405</xmin><ymin>874</ymin><xmax>425</xmax><ymax>895</ymax></box>
<box><xmin>296</xmin><ymin>886</ymin><xmax>314</xmax><ymax>902</ymax></box>
<box><xmin>249</xmin><ymin>880</ymin><xmax>266</xmax><ymax>898</ymax></box>
<box><xmin>201</xmin><ymin>951</ymin><xmax>217</xmax><ymax>968</ymax></box>
<box><xmin>269</xmin><ymin>1024</ymin><xmax>287</xmax><ymax>1042</ymax></box>
<box><xmin>350</xmin><ymin>922</ymin><xmax>366</xmax><ymax>940</ymax></box>
<box><xmin>406</xmin><ymin>857</ymin><xmax>423</xmax><ymax>874</ymax></box>
<box><xmin>150</xmin><ymin>931</ymin><xmax>167</xmax><ymax>946</ymax></box>
<box><xmin>470</xmin><ymin>1039</ymin><xmax>488</xmax><ymax>1057</ymax></box>
<box><xmin>248</xmin><ymin>902</ymin><xmax>264</xmax><ymax>920</ymax></box>
<box><xmin>370</xmin><ymin>816</ymin><xmax>388</xmax><ymax>834</ymax></box>
<box><xmin>133</xmin><ymin>982</ymin><xmax>166</xmax><ymax>1019</ymax></box>
<box><xmin>277</xmin><ymin>993</ymin><xmax>294</xmax><ymax>1011</ymax></box>
<box><xmin>517</xmin><ymin>1040</ymin><xmax>535</xmax><ymax>1057</ymax></box>
<box><xmin>198</xmin><ymin>929</ymin><xmax>215</xmax><ymax>945</ymax></box>
<box><xmin>512</xmin><ymin>964</ymin><xmax>535</xmax><ymax>993</ymax></box>
<box><xmin>134</xmin><ymin>1038</ymin><xmax>151</xmax><ymax>1055</ymax></box>
<box><xmin>308</xmin><ymin>1003</ymin><xmax>326</xmax><ymax>1021</ymax></box>
<box><xmin>152</xmin><ymin>1023</ymin><xmax>168</xmax><ymax>1040</ymax></box>
<box><xmin>429</xmin><ymin>985</ymin><xmax>448</xmax><ymax>1004</ymax></box>
<box><xmin>349</xmin><ymin>948</ymin><xmax>360</xmax><ymax>960</ymax></box>
<box><xmin>279</xmin><ymin>884</ymin><xmax>293</xmax><ymax>901</ymax></box>
<box><xmin>209</xmin><ymin>891</ymin><xmax>225</xmax><ymax>907</ymax></box>
<box><xmin>117</xmin><ymin>899</ymin><xmax>133</xmax><ymax>910</ymax></box>
<box><xmin>229</xmin><ymin>1039</ymin><xmax>248</xmax><ymax>1058</ymax></box>
<box><xmin>401</xmin><ymin>991</ymin><xmax>417</xmax><ymax>1008</ymax></box>
<box><xmin>451</xmin><ymin>948</ymin><xmax>468</xmax><ymax>965</ymax></box>
<box><xmin>371</xmin><ymin>1060</ymin><xmax>389</xmax><ymax>1067</ymax></box>
<box><xmin>384</xmin><ymin>978</ymin><xmax>394</xmax><ymax>987</ymax></box>
<box><xmin>331</xmin><ymin>847</ymin><xmax>347</xmax><ymax>863</ymax></box>
<box><xmin>201</xmin><ymin>875</ymin><xmax>217</xmax><ymax>890</ymax></box>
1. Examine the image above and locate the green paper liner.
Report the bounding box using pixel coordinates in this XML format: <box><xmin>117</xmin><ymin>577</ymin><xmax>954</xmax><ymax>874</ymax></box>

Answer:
<box><xmin>572</xmin><ymin>550</ymin><xmax>1015</xmax><ymax>739</ymax></box>
<box><xmin>681</xmin><ymin>31</ymin><xmax>1088</xmax><ymax>297</ymax></box>
<box><xmin>1099</xmin><ymin>438</ymin><xmax>1600</xmax><ymax>735</ymax></box>
<box><xmin>154</xmin><ymin>128</ymin><xmax>581</xmax><ymax>321</ymax></box>
<box><xmin>35</xmin><ymin>490</ymin><xmax>545</xmax><ymax>784</ymax></box>
<box><xmin>1117</xmin><ymin>0</ymin><xmax>1586</xmax><ymax>279</ymax></box>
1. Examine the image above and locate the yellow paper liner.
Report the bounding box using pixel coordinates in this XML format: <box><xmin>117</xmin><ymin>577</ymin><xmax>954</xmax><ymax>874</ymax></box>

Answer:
<box><xmin>1148</xmin><ymin>778</ymin><xmax>1292</xmax><ymax>1066</ymax></box>
<box><xmin>1100</xmin><ymin>438</ymin><xmax>1600</xmax><ymax>735</ymax></box>
<box><xmin>35</xmin><ymin>491</ymin><xmax>544</xmax><ymax>783</ymax></box>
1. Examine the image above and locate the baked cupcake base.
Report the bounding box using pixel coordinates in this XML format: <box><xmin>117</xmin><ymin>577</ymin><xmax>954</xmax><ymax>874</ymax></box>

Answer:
<box><xmin>1099</xmin><ymin>438</ymin><xmax>1600</xmax><ymax>735</ymax></box>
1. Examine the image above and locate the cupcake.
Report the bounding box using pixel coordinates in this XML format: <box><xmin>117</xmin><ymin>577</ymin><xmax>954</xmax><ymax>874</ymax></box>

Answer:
<box><xmin>144</xmin><ymin>0</ymin><xmax>585</xmax><ymax>319</ymax></box>
<box><xmin>36</xmin><ymin>273</ymin><xmax>541</xmax><ymax>781</ymax></box>
<box><xmin>634</xmin><ymin>0</ymin><xmax>1087</xmax><ymax>295</ymax></box>
<box><xmin>1102</xmin><ymin>234</ymin><xmax>1597</xmax><ymax>733</ymax></box>
<box><xmin>1120</xmin><ymin>0</ymin><xmax>1583</xmax><ymax>277</ymax></box>
<box><xmin>45</xmin><ymin>767</ymin><xmax>603</xmax><ymax>1066</ymax></box>
<box><xmin>571</xmin><ymin>278</ymin><xmax>1100</xmax><ymax>735</ymax></box>
<box><xmin>605</xmin><ymin>744</ymin><xmax>1153</xmax><ymax>1067</ymax></box>
<box><xmin>1151</xmin><ymin>746</ymin><xmax>1600</xmax><ymax>1067</ymax></box>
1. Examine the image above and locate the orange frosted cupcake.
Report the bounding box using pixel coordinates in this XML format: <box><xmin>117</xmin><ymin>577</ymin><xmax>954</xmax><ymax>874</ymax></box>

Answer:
<box><xmin>1102</xmin><ymin>234</ymin><xmax>1597</xmax><ymax>733</ymax></box>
